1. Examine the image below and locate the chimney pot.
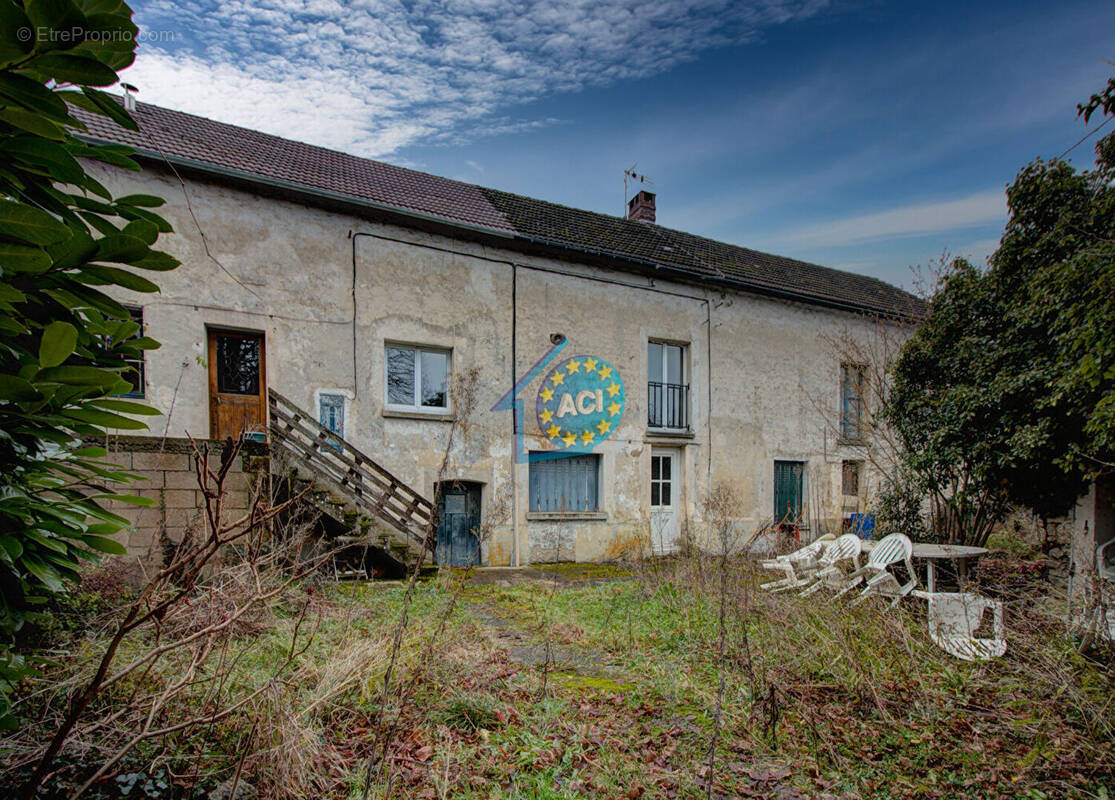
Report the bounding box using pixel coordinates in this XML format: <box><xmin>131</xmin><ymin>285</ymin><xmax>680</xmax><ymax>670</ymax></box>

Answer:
<box><xmin>627</xmin><ymin>190</ymin><xmax>655</xmax><ymax>223</ymax></box>
<box><xmin>121</xmin><ymin>83</ymin><xmax>137</xmax><ymax>112</ymax></box>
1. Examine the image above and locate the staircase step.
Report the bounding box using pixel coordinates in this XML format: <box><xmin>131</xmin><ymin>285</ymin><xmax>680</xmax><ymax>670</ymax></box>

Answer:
<box><xmin>268</xmin><ymin>389</ymin><xmax>436</xmax><ymax>572</ymax></box>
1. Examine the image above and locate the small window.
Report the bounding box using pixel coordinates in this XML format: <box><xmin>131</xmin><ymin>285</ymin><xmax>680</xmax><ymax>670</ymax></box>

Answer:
<box><xmin>840</xmin><ymin>363</ymin><xmax>866</xmax><ymax>442</ymax></box>
<box><xmin>117</xmin><ymin>306</ymin><xmax>145</xmax><ymax>398</ymax></box>
<box><xmin>529</xmin><ymin>454</ymin><xmax>600</xmax><ymax>512</ymax></box>
<box><xmin>215</xmin><ymin>334</ymin><xmax>261</xmax><ymax>395</ymax></box>
<box><xmin>648</xmin><ymin>341</ymin><xmax>688</xmax><ymax>429</ymax></box>
<box><xmin>318</xmin><ymin>392</ymin><xmax>346</xmax><ymax>437</ymax></box>
<box><xmin>842</xmin><ymin>460</ymin><xmax>861</xmax><ymax>496</ymax></box>
<box><xmin>385</xmin><ymin>345</ymin><xmax>450</xmax><ymax>411</ymax></box>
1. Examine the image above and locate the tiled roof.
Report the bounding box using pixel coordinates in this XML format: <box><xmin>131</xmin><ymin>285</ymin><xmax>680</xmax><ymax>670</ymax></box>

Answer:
<box><xmin>72</xmin><ymin>100</ymin><xmax>923</xmax><ymax>319</ymax></box>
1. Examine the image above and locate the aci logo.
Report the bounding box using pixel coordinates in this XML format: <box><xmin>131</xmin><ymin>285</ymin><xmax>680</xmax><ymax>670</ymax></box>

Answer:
<box><xmin>492</xmin><ymin>337</ymin><xmax>626</xmax><ymax>463</ymax></box>
<box><xmin>535</xmin><ymin>356</ymin><xmax>625</xmax><ymax>451</ymax></box>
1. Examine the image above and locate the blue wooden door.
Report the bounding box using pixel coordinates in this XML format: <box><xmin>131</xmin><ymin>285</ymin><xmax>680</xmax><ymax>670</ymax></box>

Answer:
<box><xmin>437</xmin><ymin>482</ymin><xmax>481</xmax><ymax>566</ymax></box>
<box><xmin>773</xmin><ymin>461</ymin><xmax>805</xmax><ymax>524</ymax></box>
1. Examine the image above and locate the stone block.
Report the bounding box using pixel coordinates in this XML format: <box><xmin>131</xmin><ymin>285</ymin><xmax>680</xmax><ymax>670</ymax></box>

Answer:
<box><xmin>162</xmin><ymin>525</ymin><xmax>188</xmax><ymax>544</ymax></box>
<box><xmin>165</xmin><ymin>507</ymin><xmax>202</xmax><ymax>530</ymax></box>
<box><xmin>164</xmin><ymin>489</ymin><xmax>199</xmax><ymax>509</ymax></box>
<box><xmin>127</xmin><ymin>528</ymin><xmax>156</xmax><ymax>552</ymax></box>
<box><xmin>132</xmin><ymin>451</ymin><xmax>192</xmax><ymax>472</ymax></box>
<box><xmin>217</xmin><ymin>466</ymin><xmax>242</xmax><ymax>487</ymax></box>
<box><xmin>163</xmin><ymin>469</ymin><xmax>202</xmax><ymax>490</ymax></box>
<box><xmin>126</xmin><ymin>471</ymin><xmax>160</xmax><ymax>489</ymax></box>
<box><xmin>100</xmin><ymin>450</ymin><xmax>132</xmax><ymax>470</ymax></box>
<box><xmin>220</xmin><ymin>495</ymin><xmax>249</xmax><ymax>515</ymax></box>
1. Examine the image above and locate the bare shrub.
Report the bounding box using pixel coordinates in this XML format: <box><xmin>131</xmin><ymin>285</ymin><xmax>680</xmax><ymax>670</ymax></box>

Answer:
<box><xmin>7</xmin><ymin>438</ymin><xmax>327</xmax><ymax>799</ymax></box>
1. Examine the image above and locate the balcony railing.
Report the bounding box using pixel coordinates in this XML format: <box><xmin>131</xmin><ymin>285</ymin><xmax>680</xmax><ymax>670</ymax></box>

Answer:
<box><xmin>648</xmin><ymin>382</ymin><xmax>689</xmax><ymax>430</ymax></box>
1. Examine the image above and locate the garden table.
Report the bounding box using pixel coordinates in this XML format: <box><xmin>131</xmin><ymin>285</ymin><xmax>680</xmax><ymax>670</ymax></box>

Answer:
<box><xmin>911</xmin><ymin>543</ymin><xmax>989</xmax><ymax>593</ymax></box>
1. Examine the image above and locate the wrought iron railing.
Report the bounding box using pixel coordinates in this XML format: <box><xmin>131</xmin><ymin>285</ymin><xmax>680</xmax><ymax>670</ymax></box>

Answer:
<box><xmin>648</xmin><ymin>382</ymin><xmax>689</xmax><ymax>430</ymax></box>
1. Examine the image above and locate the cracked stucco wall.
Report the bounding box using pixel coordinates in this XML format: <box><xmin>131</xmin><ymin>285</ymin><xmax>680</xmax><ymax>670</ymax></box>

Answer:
<box><xmin>90</xmin><ymin>162</ymin><xmax>910</xmax><ymax>565</ymax></box>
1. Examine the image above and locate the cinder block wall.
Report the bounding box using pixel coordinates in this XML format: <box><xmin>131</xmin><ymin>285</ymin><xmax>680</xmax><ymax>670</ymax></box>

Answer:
<box><xmin>89</xmin><ymin>436</ymin><xmax>269</xmax><ymax>564</ymax></box>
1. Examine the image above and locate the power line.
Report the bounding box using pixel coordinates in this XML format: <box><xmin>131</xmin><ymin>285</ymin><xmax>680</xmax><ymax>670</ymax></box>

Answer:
<box><xmin>1057</xmin><ymin>114</ymin><xmax>1114</xmax><ymax>161</ymax></box>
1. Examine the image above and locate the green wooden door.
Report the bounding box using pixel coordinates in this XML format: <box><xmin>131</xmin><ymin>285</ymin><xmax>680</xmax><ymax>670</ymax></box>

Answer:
<box><xmin>773</xmin><ymin>461</ymin><xmax>805</xmax><ymax>524</ymax></box>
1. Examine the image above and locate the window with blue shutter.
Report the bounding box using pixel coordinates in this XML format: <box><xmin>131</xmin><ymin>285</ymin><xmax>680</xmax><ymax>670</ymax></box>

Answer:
<box><xmin>528</xmin><ymin>454</ymin><xmax>600</xmax><ymax>512</ymax></box>
<box><xmin>117</xmin><ymin>307</ymin><xmax>145</xmax><ymax>398</ymax></box>
<box><xmin>840</xmin><ymin>363</ymin><xmax>866</xmax><ymax>442</ymax></box>
<box><xmin>318</xmin><ymin>392</ymin><xmax>345</xmax><ymax>450</ymax></box>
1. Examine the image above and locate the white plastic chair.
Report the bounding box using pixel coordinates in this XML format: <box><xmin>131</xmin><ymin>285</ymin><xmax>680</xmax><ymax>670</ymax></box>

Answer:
<box><xmin>927</xmin><ymin>592</ymin><xmax>1006</xmax><ymax>660</ymax></box>
<box><xmin>1097</xmin><ymin>535</ymin><xmax>1115</xmax><ymax>582</ymax></box>
<box><xmin>837</xmin><ymin>533</ymin><xmax>917</xmax><ymax>608</ymax></box>
<box><xmin>758</xmin><ymin>534</ymin><xmax>834</xmax><ymax>591</ymax></box>
<box><xmin>799</xmin><ymin>534</ymin><xmax>863</xmax><ymax>596</ymax></box>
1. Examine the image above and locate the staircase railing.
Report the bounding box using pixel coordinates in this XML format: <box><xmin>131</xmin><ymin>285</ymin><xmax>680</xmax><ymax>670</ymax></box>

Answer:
<box><xmin>267</xmin><ymin>389</ymin><xmax>434</xmax><ymax>547</ymax></box>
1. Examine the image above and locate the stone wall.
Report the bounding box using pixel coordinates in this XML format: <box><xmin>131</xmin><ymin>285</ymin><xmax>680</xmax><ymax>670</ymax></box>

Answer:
<box><xmin>93</xmin><ymin>436</ymin><xmax>268</xmax><ymax>564</ymax></box>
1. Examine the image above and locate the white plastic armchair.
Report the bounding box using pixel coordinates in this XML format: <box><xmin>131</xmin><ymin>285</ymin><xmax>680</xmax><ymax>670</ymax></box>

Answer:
<box><xmin>799</xmin><ymin>534</ymin><xmax>863</xmax><ymax>596</ymax></box>
<box><xmin>927</xmin><ymin>592</ymin><xmax>1006</xmax><ymax>660</ymax></box>
<box><xmin>1097</xmin><ymin>535</ymin><xmax>1115</xmax><ymax>582</ymax></box>
<box><xmin>834</xmin><ymin>533</ymin><xmax>916</xmax><ymax>608</ymax></box>
<box><xmin>758</xmin><ymin>534</ymin><xmax>835</xmax><ymax>591</ymax></box>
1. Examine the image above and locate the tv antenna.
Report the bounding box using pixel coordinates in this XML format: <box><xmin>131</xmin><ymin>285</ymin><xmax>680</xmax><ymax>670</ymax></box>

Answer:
<box><xmin>623</xmin><ymin>164</ymin><xmax>654</xmax><ymax>214</ymax></box>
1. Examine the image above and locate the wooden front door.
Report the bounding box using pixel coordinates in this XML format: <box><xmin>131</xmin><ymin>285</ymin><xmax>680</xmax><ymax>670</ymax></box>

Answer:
<box><xmin>208</xmin><ymin>329</ymin><xmax>266</xmax><ymax>440</ymax></box>
<box><xmin>436</xmin><ymin>482</ymin><xmax>481</xmax><ymax>567</ymax></box>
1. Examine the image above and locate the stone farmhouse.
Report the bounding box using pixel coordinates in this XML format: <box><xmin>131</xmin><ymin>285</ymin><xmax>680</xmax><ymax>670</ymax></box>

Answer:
<box><xmin>73</xmin><ymin>98</ymin><xmax>928</xmax><ymax>570</ymax></box>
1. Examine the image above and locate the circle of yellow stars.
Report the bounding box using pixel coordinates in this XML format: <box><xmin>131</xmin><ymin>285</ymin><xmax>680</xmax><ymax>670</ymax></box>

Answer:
<box><xmin>535</xmin><ymin>355</ymin><xmax>625</xmax><ymax>450</ymax></box>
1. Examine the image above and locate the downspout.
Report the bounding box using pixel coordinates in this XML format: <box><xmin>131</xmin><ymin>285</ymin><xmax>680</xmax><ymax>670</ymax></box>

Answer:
<box><xmin>706</xmin><ymin>295</ymin><xmax>713</xmax><ymax>545</ymax></box>
<box><xmin>348</xmin><ymin>231</ymin><xmax>374</xmax><ymax>395</ymax></box>
<box><xmin>511</xmin><ymin>263</ymin><xmax>519</xmax><ymax>567</ymax></box>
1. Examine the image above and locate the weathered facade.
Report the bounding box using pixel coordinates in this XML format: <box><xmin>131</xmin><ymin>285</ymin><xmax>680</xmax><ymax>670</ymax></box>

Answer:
<box><xmin>75</xmin><ymin>100</ymin><xmax>923</xmax><ymax>567</ymax></box>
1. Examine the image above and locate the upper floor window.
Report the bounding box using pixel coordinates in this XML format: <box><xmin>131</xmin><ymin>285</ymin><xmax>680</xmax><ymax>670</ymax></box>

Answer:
<box><xmin>117</xmin><ymin>306</ymin><xmax>145</xmax><ymax>399</ymax></box>
<box><xmin>648</xmin><ymin>341</ymin><xmax>688</xmax><ymax>430</ymax></box>
<box><xmin>386</xmin><ymin>344</ymin><xmax>450</xmax><ymax>411</ymax></box>
<box><xmin>840</xmin><ymin>363</ymin><xmax>866</xmax><ymax>442</ymax></box>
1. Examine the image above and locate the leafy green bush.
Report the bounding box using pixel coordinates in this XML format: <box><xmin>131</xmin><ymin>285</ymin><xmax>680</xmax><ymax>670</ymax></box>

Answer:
<box><xmin>883</xmin><ymin>79</ymin><xmax>1115</xmax><ymax>544</ymax></box>
<box><xmin>0</xmin><ymin>0</ymin><xmax>178</xmax><ymax>728</ymax></box>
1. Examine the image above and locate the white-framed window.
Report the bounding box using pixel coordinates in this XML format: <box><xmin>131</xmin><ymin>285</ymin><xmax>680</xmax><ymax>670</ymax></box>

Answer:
<box><xmin>528</xmin><ymin>454</ymin><xmax>600</xmax><ymax>512</ymax></box>
<box><xmin>648</xmin><ymin>340</ymin><xmax>688</xmax><ymax>429</ymax></box>
<box><xmin>385</xmin><ymin>344</ymin><xmax>450</xmax><ymax>411</ymax></box>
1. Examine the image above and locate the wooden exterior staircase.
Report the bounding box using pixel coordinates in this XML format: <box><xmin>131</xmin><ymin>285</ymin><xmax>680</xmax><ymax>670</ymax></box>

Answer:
<box><xmin>267</xmin><ymin>389</ymin><xmax>435</xmax><ymax>566</ymax></box>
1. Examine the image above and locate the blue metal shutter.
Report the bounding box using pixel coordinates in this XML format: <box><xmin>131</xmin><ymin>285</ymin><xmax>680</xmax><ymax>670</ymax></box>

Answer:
<box><xmin>529</xmin><ymin>455</ymin><xmax>599</xmax><ymax>512</ymax></box>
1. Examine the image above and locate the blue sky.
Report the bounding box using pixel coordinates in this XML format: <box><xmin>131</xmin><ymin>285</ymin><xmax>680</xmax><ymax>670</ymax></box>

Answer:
<box><xmin>124</xmin><ymin>0</ymin><xmax>1114</xmax><ymax>290</ymax></box>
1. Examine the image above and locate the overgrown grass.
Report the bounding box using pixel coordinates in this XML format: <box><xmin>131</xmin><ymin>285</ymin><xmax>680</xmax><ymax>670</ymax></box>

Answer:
<box><xmin>3</xmin><ymin>556</ymin><xmax>1113</xmax><ymax>799</ymax></box>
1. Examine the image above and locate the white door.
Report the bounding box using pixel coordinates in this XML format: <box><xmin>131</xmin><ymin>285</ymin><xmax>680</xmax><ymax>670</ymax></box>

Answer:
<box><xmin>650</xmin><ymin>448</ymin><xmax>681</xmax><ymax>554</ymax></box>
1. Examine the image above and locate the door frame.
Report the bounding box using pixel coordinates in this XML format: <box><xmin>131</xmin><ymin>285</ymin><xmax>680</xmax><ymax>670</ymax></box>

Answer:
<box><xmin>207</xmin><ymin>327</ymin><xmax>267</xmax><ymax>440</ymax></box>
<box><xmin>650</xmin><ymin>446</ymin><xmax>682</xmax><ymax>555</ymax></box>
<box><xmin>436</xmin><ymin>480</ymin><xmax>483</xmax><ymax>567</ymax></box>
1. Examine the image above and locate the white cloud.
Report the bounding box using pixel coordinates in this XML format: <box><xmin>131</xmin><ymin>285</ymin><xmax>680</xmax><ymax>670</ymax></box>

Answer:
<box><xmin>779</xmin><ymin>189</ymin><xmax>1007</xmax><ymax>247</ymax></box>
<box><xmin>125</xmin><ymin>0</ymin><xmax>831</xmax><ymax>157</ymax></box>
<box><xmin>956</xmin><ymin>236</ymin><xmax>1002</xmax><ymax>267</ymax></box>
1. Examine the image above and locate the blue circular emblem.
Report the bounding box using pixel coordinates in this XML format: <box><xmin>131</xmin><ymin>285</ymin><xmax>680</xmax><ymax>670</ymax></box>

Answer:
<box><xmin>535</xmin><ymin>355</ymin><xmax>625</xmax><ymax>451</ymax></box>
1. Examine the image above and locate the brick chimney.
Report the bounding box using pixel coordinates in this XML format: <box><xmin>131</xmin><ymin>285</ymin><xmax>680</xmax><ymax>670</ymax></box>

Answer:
<box><xmin>627</xmin><ymin>190</ymin><xmax>656</xmax><ymax>223</ymax></box>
